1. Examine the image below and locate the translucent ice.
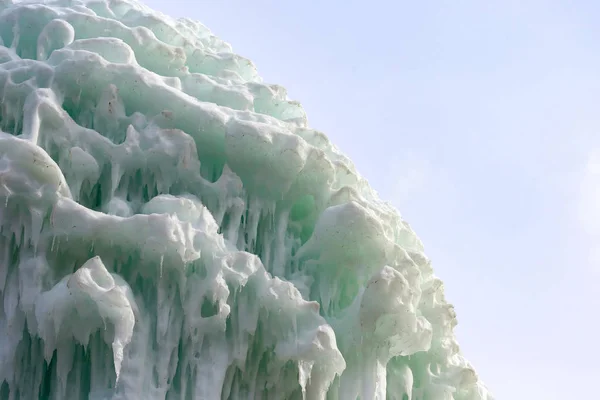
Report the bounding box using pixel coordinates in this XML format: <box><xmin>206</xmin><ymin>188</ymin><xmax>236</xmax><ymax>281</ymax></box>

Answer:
<box><xmin>0</xmin><ymin>0</ymin><xmax>492</xmax><ymax>399</ymax></box>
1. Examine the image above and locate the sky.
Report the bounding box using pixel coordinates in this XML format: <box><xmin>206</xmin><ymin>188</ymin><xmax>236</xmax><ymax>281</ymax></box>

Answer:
<box><xmin>143</xmin><ymin>1</ymin><xmax>600</xmax><ymax>398</ymax></box>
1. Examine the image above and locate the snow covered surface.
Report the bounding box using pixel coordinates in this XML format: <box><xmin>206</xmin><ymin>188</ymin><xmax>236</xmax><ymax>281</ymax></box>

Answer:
<box><xmin>0</xmin><ymin>0</ymin><xmax>492</xmax><ymax>399</ymax></box>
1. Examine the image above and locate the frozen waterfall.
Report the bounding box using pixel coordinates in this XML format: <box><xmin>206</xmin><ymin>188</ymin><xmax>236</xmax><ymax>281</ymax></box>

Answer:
<box><xmin>0</xmin><ymin>1</ymin><xmax>492</xmax><ymax>399</ymax></box>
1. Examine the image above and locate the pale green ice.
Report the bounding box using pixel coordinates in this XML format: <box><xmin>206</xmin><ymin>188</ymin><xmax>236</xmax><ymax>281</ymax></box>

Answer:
<box><xmin>0</xmin><ymin>1</ymin><xmax>492</xmax><ymax>399</ymax></box>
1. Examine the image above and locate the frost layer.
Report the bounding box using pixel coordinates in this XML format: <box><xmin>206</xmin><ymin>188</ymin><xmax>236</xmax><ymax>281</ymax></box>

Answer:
<box><xmin>0</xmin><ymin>1</ymin><xmax>492</xmax><ymax>399</ymax></box>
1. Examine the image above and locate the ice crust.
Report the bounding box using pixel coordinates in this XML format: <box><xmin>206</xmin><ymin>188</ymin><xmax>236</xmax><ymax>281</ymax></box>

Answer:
<box><xmin>0</xmin><ymin>1</ymin><xmax>492</xmax><ymax>399</ymax></box>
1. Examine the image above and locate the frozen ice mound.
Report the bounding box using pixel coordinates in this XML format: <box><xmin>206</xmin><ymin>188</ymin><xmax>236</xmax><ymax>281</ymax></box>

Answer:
<box><xmin>0</xmin><ymin>0</ymin><xmax>493</xmax><ymax>399</ymax></box>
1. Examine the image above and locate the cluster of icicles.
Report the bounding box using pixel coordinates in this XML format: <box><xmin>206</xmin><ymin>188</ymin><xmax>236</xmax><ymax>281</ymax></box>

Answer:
<box><xmin>0</xmin><ymin>0</ymin><xmax>492</xmax><ymax>399</ymax></box>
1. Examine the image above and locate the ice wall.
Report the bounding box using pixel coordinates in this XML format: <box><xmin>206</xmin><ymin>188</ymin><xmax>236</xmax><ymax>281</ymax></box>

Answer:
<box><xmin>0</xmin><ymin>1</ymin><xmax>493</xmax><ymax>399</ymax></box>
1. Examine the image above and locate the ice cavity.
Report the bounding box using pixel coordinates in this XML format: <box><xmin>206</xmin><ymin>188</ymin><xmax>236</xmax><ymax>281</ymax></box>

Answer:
<box><xmin>0</xmin><ymin>0</ymin><xmax>492</xmax><ymax>399</ymax></box>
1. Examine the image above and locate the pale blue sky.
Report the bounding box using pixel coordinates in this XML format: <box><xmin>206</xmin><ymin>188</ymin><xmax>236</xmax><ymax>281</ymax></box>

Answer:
<box><xmin>144</xmin><ymin>1</ymin><xmax>600</xmax><ymax>398</ymax></box>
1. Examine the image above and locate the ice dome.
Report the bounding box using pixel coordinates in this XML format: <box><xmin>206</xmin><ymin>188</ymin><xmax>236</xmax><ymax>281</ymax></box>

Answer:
<box><xmin>0</xmin><ymin>0</ymin><xmax>492</xmax><ymax>399</ymax></box>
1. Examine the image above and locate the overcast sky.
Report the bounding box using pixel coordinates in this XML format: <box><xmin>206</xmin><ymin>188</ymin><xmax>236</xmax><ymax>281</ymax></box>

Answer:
<box><xmin>143</xmin><ymin>1</ymin><xmax>600</xmax><ymax>398</ymax></box>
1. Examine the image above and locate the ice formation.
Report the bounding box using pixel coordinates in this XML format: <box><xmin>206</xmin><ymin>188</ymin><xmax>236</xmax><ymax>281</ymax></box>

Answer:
<box><xmin>0</xmin><ymin>0</ymin><xmax>492</xmax><ymax>399</ymax></box>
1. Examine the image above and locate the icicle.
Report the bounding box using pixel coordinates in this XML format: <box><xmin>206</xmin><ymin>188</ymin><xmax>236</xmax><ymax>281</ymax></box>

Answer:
<box><xmin>159</xmin><ymin>254</ymin><xmax>164</xmax><ymax>278</ymax></box>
